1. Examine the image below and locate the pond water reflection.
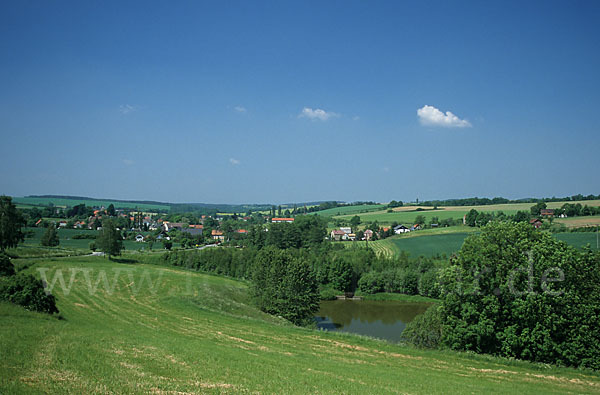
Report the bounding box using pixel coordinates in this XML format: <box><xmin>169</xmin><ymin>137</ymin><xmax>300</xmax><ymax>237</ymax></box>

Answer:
<box><xmin>315</xmin><ymin>300</ymin><xmax>432</xmax><ymax>343</ymax></box>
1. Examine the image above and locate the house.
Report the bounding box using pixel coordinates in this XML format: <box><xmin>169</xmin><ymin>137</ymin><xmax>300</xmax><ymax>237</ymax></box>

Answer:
<box><xmin>348</xmin><ymin>233</ymin><xmax>356</xmax><ymax>241</ymax></box>
<box><xmin>331</xmin><ymin>229</ymin><xmax>346</xmax><ymax>241</ymax></box>
<box><xmin>236</xmin><ymin>229</ymin><xmax>248</xmax><ymax>234</ymax></box>
<box><xmin>340</xmin><ymin>227</ymin><xmax>352</xmax><ymax>235</ymax></box>
<box><xmin>363</xmin><ymin>229</ymin><xmax>373</xmax><ymax>240</ymax></box>
<box><xmin>58</xmin><ymin>220</ymin><xmax>67</xmax><ymax>228</ymax></box>
<box><xmin>163</xmin><ymin>222</ymin><xmax>184</xmax><ymax>232</ymax></box>
<box><xmin>410</xmin><ymin>224</ymin><xmax>421</xmax><ymax>231</ymax></box>
<box><xmin>540</xmin><ymin>209</ymin><xmax>555</xmax><ymax>217</ymax></box>
<box><xmin>394</xmin><ymin>225</ymin><xmax>410</xmax><ymax>234</ymax></box>
<box><xmin>530</xmin><ymin>218</ymin><xmax>543</xmax><ymax>229</ymax></box>
<box><xmin>271</xmin><ymin>218</ymin><xmax>294</xmax><ymax>223</ymax></box>
<box><xmin>182</xmin><ymin>224</ymin><xmax>203</xmax><ymax>236</ymax></box>
<box><xmin>212</xmin><ymin>229</ymin><xmax>225</xmax><ymax>242</ymax></box>
<box><xmin>135</xmin><ymin>234</ymin><xmax>145</xmax><ymax>242</ymax></box>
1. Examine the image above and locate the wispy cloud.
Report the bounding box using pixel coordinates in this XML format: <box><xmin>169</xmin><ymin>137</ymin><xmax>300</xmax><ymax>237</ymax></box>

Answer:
<box><xmin>299</xmin><ymin>107</ymin><xmax>339</xmax><ymax>121</ymax></box>
<box><xmin>119</xmin><ymin>104</ymin><xmax>137</xmax><ymax>115</ymax></box>
<box><xmin>234</xmin><ymin>106</ymin><xmax>247</xmax><ymax>113</ymax></box>
<box><xmin>417</xmin><ymin>105</ymin><xmax>471</xmax><ymax>128</ymax></box>
<box><xmin>229</xmin><ymin>158</ymin><xmax>241</xmax><ymax>165</ymax></box>
<box><xmin>122</xmin><ymin>159</ymin><xmax>134</xmax><ymax>166</ymax></box>
<box><xmin>352</xmin><ymin>115</ymin><xmax>360</xmax><ymax>121</ymax></box>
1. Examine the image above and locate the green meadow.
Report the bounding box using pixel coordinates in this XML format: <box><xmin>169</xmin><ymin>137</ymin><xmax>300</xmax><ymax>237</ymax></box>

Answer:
<box><xmin>316</xmin><ymin>204</ymin><xmax>386</xmax><ymax>217</ymax></box>
<box><xmin>13</xmin><ymin>196</ymin><xmax>170</xmax><ymax>211</ymax></box>
<box><xmin>21</xmin><ymin>227</ymin><xmax>173</xmax><ymax>252</ymax></box>
<box><xmin>355</xmin><ymin>230</ymin><xmax>599</xmax><ymax>258</ymax></box>
<box><xmin>2</xmin><ymin>255</ymin><xmax>600</xmax><ymax>393</ymax></box>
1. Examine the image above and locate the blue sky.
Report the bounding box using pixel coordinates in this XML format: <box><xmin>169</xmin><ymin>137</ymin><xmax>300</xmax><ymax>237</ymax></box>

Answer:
<box><xmin>1</xmin><ymin>1</ymin><xmax>599</xmax><ymax>204</ymax></box>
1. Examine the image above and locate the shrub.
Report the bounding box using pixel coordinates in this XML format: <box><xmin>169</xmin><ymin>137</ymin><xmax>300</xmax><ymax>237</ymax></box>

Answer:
<box><xmin>0</xmin><ymin>274</ymin><xmax>59</xmax><ymax>314</ymax></box>
<box><xmin>402</xmin><ymin>305</ymin><xmax>442</xmax><ymax>348</ymax></box>
<box><xmin>0</xmin><ymin>253</ymin><xmax>15</xmax><ymax>277</ymax></box>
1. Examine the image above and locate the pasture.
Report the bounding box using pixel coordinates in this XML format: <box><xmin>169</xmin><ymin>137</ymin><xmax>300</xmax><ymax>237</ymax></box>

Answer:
<box><xmin>2</xmin><ymin>256</ymin><xmax>599</xmax><ymax>393</ymax></box>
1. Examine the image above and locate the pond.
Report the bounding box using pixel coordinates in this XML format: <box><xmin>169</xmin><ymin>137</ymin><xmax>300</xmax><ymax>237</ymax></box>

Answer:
<box><xmin>315</xmin><ymin>300</ymin><xmax>432</xmax><ymax>343</ymax></box>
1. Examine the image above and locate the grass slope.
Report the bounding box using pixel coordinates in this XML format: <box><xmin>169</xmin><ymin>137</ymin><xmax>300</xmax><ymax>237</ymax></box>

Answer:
<box><xmin>1</xmin><ymin>256</ymin><xmax>599</xmax><ymax>393</ymax></box>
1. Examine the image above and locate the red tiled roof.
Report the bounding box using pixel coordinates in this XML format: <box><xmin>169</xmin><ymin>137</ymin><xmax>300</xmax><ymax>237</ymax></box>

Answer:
<box><xmin>212</xmin><ymin>230</ymin><xmax>223</xmax><ymax>236</ymax></box>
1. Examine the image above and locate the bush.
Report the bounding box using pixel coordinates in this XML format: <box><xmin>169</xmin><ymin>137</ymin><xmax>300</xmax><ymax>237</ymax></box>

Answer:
<box><xmin>0</xmin><ymin>253</ymin><xmax>15</xmax><ymax>276</ymax></box>
<box><xmin>0</xmin><ymin>274</ymin><xmax>59</xmax><ymax>314</ymax></box>
<box><xmin>402</xmin><ymin>305</ymin><xmax>442</xmax><ymax>348</ymax></box>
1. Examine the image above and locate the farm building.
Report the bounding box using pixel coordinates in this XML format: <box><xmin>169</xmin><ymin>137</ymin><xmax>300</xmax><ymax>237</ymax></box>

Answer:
<box><xmin>394</xmin><ymin>225</ymin><xmax>410</xmax><ymax>234</ymax></box>
<box><xmin>340</xmin><ymin>227</ymin><xmax>352</xmax><ymax>235</ymax></box>
<box><xmin>530</xmin><ymin>218</ymin><xmax>543</xmax><ymax>229</ymax></box>
<box><xmin>212</xmin><ymin>230</ymin><xmax>225</xmax><ymax>241</ymax></box>
<box><xmin>331</xmin><ymin>229</ymin><xmax>346</xmax><ymax>241</ymax></box>
<box><xmin>363</xmin><ymin>229</ymin><xmax>373</xmax><ymax>240</ymax></box>
<box><xmin>271</xmin><ymin>218</ymin><xmax>295</xmax><ymax>223</ymax></box>
<box><xmin>540</xmin><ymin>209</ymin><xmax>555</xmax><ymax>217</ymax></box>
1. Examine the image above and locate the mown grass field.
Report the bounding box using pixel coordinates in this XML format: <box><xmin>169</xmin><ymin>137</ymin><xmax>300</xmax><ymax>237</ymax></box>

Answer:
<box><xmin>2</xmin><ymin>256</ymin><xmax>600</xmax><ymax>393</ymax></box>
<box><xmin>13</xmin><ymin>196</ymin><xmax>170</xmax><ymax>211</ymax></box>
<box><xmin>555</xmin><ymin>215</ymin><xmax>600</xmax><ymax>228</ymax></box>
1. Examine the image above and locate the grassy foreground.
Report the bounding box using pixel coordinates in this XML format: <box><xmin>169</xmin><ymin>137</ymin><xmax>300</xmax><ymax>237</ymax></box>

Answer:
<box><xmin>1</xmin><ymin>257</ymin><xmax>600</xmax><ymax>393</ymax></box>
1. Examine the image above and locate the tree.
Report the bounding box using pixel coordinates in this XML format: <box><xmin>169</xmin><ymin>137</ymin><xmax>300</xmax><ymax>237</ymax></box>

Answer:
<box><xmin>251</xmin><ymin>247</ymin><xmax>319</xmax><ymax>326</ymax></box>
<box><xmin>96</xmin><ymin>219</ymin><xmax>123</xmax><ymax>259</ymax></box>
<box><xmin>465</xmin><ymin>209</ymin><xmax>479</xmax><ymax>227</ymax></box>
<box><xmin>0</xmin><ymin>196</ymin><xmax>25</xmax><ymax>252</ymax></box>
<box><xmin>329</xmin><ymin>258</ymin><xmax>357</xmax><ymax>294</ymax></box>
<box><xmin>40</xmin><ymin>224</ymin><xmax>59</xmax><ymax>247</ymax></box>
<box><xmin>530</xmin><ymin>201</ymin><xmax>547</xmax><ymax>216</ymax></box>
<box><xmin>350</xmin><ymin>215</ymin><xmax>361</xmax><ymax>229</ymax></box>
<box><xmin>107</xmin><ymin>203</ymin><xmax>116</xmax><ymax>216</ymax></box>
<box><xmin>414</xmin><ymin>215</ymin><xmax>426</xmax><ymax>226</ymax></box>
<box><xmin>436</xmin><ymin>221</ymin><xmax>600</xmax><ymax>369</ymax></box>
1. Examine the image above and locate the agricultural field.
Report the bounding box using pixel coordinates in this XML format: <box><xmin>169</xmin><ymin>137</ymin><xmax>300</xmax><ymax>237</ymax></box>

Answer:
<box><xmin>2</xmin><ymin>256</ymin><xmax>599</xmax><ymax>393</ymax></box>
<box><xmin>354</xmin><ymin>229</ymin><xmax>600</xmax><ymax>258</ymax></box>
<box><xmin>316</xmin><ymin>204</ymin><xmax>386</xmax><ymax>217</ymax></box>
<box><xmin>334</xmin><ymin>200</ymin><xmax>600</xmax><ymax>226</ymax></box>
<box><xmin>13</xmin><ymin>196</ymin><xmax>170</xmax><ymax>211</ymax></box>
<box><xmin>555</xmin><ymin>215</ymin><xmax>600</xmax><ymax>228</ymax></box>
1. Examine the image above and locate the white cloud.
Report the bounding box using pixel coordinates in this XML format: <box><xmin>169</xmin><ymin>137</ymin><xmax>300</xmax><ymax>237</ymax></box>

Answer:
<box><xmin>119</xmin><ymin>104</ymin><xmax>137</xmax><ymax>114</ymax></box>
<box><xmin>122</xmin><ymin>159</ymin><xmax>134</xmax><ymax>166</ymax></box>
<box><xmin>417</xmin><ymin>105</ymin><xmax>471</xmax><ymax>128</ymax></box>
<box><xmin>234</xmin><ymin>106</ymin><xmax>247</xmax><ymax>113</ymax></box>
<box><xmin>229</xmin><ymin>158</ymin><xmax>241</xmax><ymax>165</ymax></box>
<box><xmin>352</xmin><ymin>115</ymin><xmax>360</xmax><ymax>121</ymax></box>
<box><xmin>299</xmin><ymin>107</ymin><xmax>339</xmax><ymax>121</ymax></box>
